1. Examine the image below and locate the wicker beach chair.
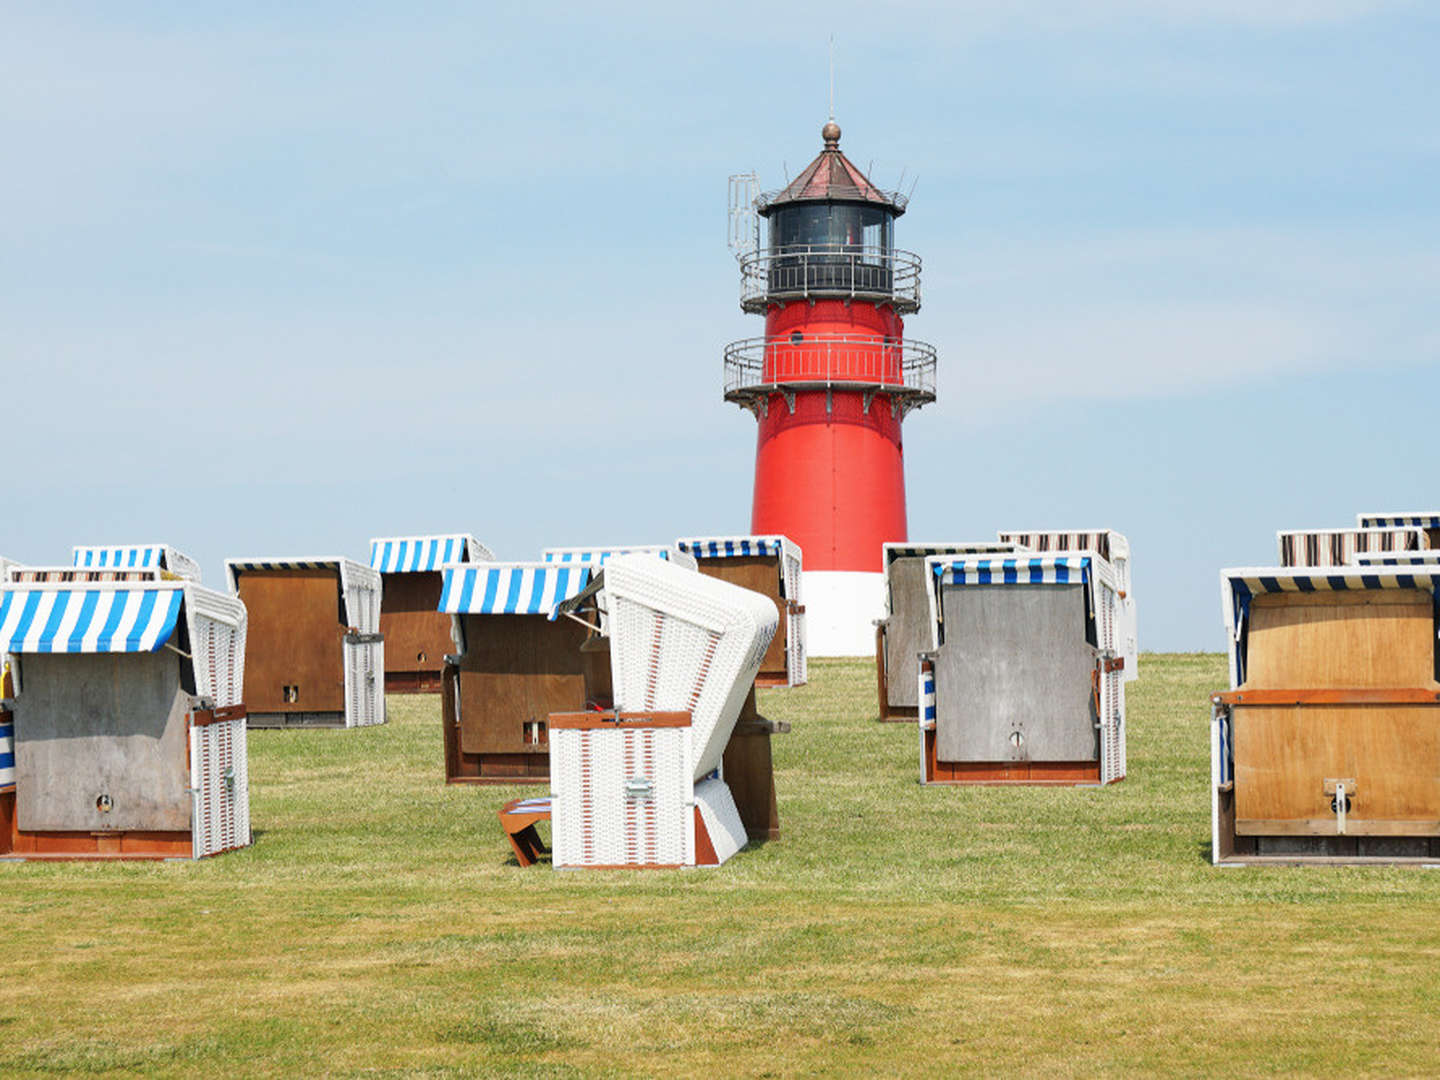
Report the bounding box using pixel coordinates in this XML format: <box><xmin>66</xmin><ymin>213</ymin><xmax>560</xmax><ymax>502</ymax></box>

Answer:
<box><xmin>501</xmin><ymin>553</ymin><xmax>778</xmax><ymax>869</ymax></box>
<box><xmin>224</xmin><ymin>557</ymin><xmax>383</xmax><ymax>728</ymax></box>
<box><xmin>0</xmin><ymin>577</ymin><xmax>249</xmax><ymax>859</ymax></box>
<box><xmin>1211</xmin><ymin>564</ymin><xmax>1440</xmax><ymax>864</ymax></box>
<box><xmin>370</xmin><ymin>534</ymin><xmax>493</xmax><ymax>693</ymax></box>
<box><xmin>917</xmin><ymin>551</ymin><xmax>1126</xmax><ymax>786</ymax></box>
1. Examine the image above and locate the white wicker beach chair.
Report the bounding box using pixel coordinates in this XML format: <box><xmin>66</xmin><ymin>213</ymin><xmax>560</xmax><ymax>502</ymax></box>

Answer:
<box><xmin>917</xmin><ymin>551</ymin><xmax>1126</xmax><ymax>787</ymax></box>
<box><xmin>0</xmin><ymin>578</ymin><xmax>249</xmax><ymax>859</ymax></box>
<box><xmin>224</xmin><ymin>557</ymin><xmax>383</xmax><ymax>728</ymax></box>
<box><xmin>370</xmin><ymin>533</ymin><xmax>494</xmax><ymax>694</ymax></box>
<box><xmin>1211</xmin><ymin>564</ymin><xmax>1440</xmax><ymax>865</ymax></box>
<box><xmin>543</xmin><ymin>553</ymin><xmax>778</xmax><ymax>869</ymax></box>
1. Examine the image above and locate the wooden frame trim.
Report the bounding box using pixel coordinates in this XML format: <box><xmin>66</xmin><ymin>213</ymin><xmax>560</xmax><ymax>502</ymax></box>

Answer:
<box><xmin>547</xmin><ymin>710</ymin><xmax>692</xmax><ymax>731</ymax></box>
<box><xmin>190</xmin><ymin>705</ymin><xmax>247</xmax><ymax>727</ymax></box>
<box><xmin>1214</xmin><ymin>688</ymin><xmax>1440</xmax><ymax>706</ymax></box>
<box><xmin>1237</xmin><ymin>818</ymin><xmax>1440</xmax><ymax>837</ymax></box>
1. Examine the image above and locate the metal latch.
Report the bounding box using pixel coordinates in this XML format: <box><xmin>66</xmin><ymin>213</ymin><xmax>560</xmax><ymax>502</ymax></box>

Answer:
<box><xmin>624</xmin><ymin>777</ymin><xmax>653</xmax><ymax>799</ymax></box>
<box><xmin>224</xmin><ymin>766</ymin><xmax>236</xmax><ymax>794</ymax></box>
<box><xmin>1324</xmin><ymin>778</ymin><xmax>1356</xmax><ymax>834</ymax></box>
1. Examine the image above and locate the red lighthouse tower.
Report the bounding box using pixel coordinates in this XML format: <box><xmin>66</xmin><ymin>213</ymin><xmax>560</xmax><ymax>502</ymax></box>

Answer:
<box><xmin>725</xmin><ymin>121</ymin><xmax>935</xmax><ymax>654</ymax></box>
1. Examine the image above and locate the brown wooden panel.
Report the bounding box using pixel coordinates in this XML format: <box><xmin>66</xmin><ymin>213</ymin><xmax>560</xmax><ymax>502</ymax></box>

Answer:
<box><xmin>0</xmin><ymin>791</ymin><xmax>13</xmax><ymax>856</ymax></box>
<box><xmin>1245</xmin><ymin>591</ymin><xmax>1435</xmax><ymax>690</ymax></box>
<box><xmin>695</xmin><ymin>556</ymin><xmax>787</xmax><ymax>678</ymax></box>
<box><xmin>378</xmin><ymin>572</ymin><xmax>451</xmax><ymax>677</ymax></box>
<box><xmin>235</xmin><ymin>569</ymin><xmax>346</xmax><ymax>712</ymax></box>
<box><xmin>723</xmin><ymin>727</ymin><xmax>779</xmax><ymax>840</ymax></box>
<box><xmin>455</xmin><ymin>615</ymin><xmax>588</xmax><ymax>756</ymax></box>
<box><xmin>1233</xmin><ymin>703</ymin><xmax>1440</xmax><ymax>834</ymax></box>
<box><xmin>924</xmin><ymin>728</ymin><xmax>1107</xmax><ymax>785</ymax></box>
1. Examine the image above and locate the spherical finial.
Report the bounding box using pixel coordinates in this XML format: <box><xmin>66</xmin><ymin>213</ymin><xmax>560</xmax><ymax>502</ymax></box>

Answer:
<box><xmin>821</xmin><ymin>120</ymin><xmax>841</xmax><ymax>148</ymax></box>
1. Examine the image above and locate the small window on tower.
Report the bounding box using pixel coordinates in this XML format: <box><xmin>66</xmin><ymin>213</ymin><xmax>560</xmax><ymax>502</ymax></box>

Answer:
<box><xmin>790</xmin><ymin>332</ymin><xmax>803</xmax><ymax>345</ymax></box>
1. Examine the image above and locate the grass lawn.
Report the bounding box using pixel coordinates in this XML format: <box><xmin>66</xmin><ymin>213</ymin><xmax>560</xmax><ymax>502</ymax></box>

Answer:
<box><xmin>3</xmin><ymin>653</ymin><xmax>1439</xmax><ymax>1077</ymax></box>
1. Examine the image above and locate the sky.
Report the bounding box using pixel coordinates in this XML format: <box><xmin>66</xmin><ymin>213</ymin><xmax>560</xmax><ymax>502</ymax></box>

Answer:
<box><xmin>3</xmin><ymin>1</ymin><xmax>1437</xmax><ymax>650</ymax></box>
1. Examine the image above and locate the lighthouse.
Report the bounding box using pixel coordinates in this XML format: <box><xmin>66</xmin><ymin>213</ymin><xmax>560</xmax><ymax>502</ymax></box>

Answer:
<box><xmin>725</xmin><ymin>121</ymin><xmax>936</xmax><ymax>655</ymax></box>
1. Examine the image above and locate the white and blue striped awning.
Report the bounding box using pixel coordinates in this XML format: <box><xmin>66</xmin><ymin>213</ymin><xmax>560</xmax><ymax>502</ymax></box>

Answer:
<box><xmin>370</xmin><ymin>535</ymin><xmax>484</xmax><ymax>573</ymax></box>
<box><xmin>931</xmin><ymin>555</ymin><xmax>1092</xmax><ymax>586</ymax></box>
<box><xmin>1359</xmin><ymin>513</ymin><xmax>1440</xmax><ymax>529</ymax></box>
<box><xmin>74</xmin><ymin>545</ymin><xmax>165</xmax><ymax>569</ymax></box>
<box><xmin>0</xmin><ymin>714</ymin><xmax>13</xmax><ymax>792</ymax></box>
<box><xmin>677</xmin><ymin>537</ymin><xmax>783</xmax><ymax>559</ymax></box>
<box><xmin>440</xmin><ymin>563</ymin><xmax>594</xmax><ymax>616</ymax></box>
<box><xmin>542</xmin><ymin>546</ymin><xmax>674</xmax><ymax>565</ymax></box>
<box><xmin>0</xmin><ymin>586</ymin><xmax>185</xmax><ymax>654</ymax></box>
<box><xmin>1353</xmin><ymin>551</ymin><xmax>1440</xmax><ymax>566</ymax></box>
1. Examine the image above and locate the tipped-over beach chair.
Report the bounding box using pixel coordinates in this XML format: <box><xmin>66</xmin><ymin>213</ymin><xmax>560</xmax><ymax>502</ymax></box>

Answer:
<box><xmin>917</xmin><ymin>551</ymin><xmax>1126</xmax><ymax>786</ymax></box>
<box><xmin>72</xmin><ymin>543</ymin><xmax>201</xmax><ymax>582</ymax></box>
<box><xmin>499</xmin><ymin>553</ymin><xmax>778</xmax><ymax>868</ymax></box>
<box><xmin>370</xmin><ymin>533</ymin><xmax>493</xmax><ymax>693</ymax></box>
<box><xmin>875</xmin><ymin>542</ymin><xmax>1021</xmax><ymax>722</ymax></box>
<box><xmin>1212</xmin><ymin>564</ymin><xmax>1440</xmax><ymax>865</ymax></box>
<box><xmin>437</xmin><ymin>560</ymin><xmax>606</xmax><ymax>784</ymax></box>
<box><xmin>225</xmin><ymin>557</ymin><xmax>384</xmax><ymax>728</ymax></box>
<box><xmin>0</xmin><ymin>577</ymin><xmax>248</xmax><ymax>859</ymax></box>
<box><xmin>1277</xmin><ymin>527</ymin><xmax>1428</xmax><ymax>568</ymax></box>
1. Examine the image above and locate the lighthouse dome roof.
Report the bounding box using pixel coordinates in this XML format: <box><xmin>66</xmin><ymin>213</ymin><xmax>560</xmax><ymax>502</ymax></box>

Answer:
<box><xmin>757</xmin><ymin>121</ymin><xmax>907</xmax><ymax>216</ymax></box>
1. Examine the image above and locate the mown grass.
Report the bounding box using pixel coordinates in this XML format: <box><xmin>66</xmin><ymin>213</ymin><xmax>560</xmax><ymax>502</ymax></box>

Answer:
<box><xmin>3</xmin><ymin>654</ymin><xmax>1439</xmax><ymax>1077</ymax></box>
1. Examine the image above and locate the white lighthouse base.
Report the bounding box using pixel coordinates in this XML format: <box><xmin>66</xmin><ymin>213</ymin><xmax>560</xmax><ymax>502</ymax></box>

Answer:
<box><xmin>802</xmin><ymin>571</ymin><xmax>885</xmax><ymax>657</ymax></box>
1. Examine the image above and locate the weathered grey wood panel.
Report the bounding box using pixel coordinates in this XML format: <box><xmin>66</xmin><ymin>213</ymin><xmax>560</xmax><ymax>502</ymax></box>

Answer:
<box><xmin>16</xmin><ymin>651</ymin><xmax>193</xmax><ymax>831</ymax></box>
<box><xmin>934</xmin><ymin>584</ymin><xmax>1098</xmax><ymax>763</ymax></box>
<box><xmin>883</xmin><ymin>557</ymin><xmax>933</xmax><ymax>708</ymax></box>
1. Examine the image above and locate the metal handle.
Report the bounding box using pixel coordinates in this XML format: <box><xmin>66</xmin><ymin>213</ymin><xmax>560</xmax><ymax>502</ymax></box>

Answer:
<box><xmin>624</xmin><ymin>777</ymin><xmax>653</xmax><ymax>799</ymax></box>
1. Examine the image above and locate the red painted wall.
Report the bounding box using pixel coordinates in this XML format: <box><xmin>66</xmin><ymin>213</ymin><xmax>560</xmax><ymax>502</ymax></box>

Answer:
<box><xmin>750</xmin><ymin>299</ymin><xmax>909</xmax><ymax>573</ymax></box>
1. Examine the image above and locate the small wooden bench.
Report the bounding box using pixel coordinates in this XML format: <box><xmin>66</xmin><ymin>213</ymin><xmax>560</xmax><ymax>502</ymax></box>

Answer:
<box><xmin>498</xmin><ymin>796</ymin><xmax>552</xmax><ymax>867</ymax></box>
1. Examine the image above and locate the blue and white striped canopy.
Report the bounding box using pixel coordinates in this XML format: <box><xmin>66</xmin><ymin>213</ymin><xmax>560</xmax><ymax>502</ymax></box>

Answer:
<box><xmin>1359</xmin><ymin>514</ymin><xmax>1440</xmax><ymax>529</ymax></box>
<box><xmin>1353</xmin><ymin>551</ymin><xmax>1440</xmax><ymax>566</ymax></box>
<box><xmin>931</xmin><ymin>555</ymin><xmax>1092</xmax><ymax>586</ymax></box>
<box><xmin>0</xmin><ymin>713</ymin><xmax>13</xmax><ymax>792</ymax></box>
<box><xmin>0</xmin><ymin>586</ymin><xmax>185</xmax><ymax>653</ymax></box>
<box><xmin>677</xmin><ymin>537</ymin><xmax>782</xmax><ymax>559</ymax></box>
<box><xmin>73</xmin><ymin>545</ymin><xmax>164</xmax><ymax>569</ymax></box>
<box><xmin>370</xmin><ymin>535</ymin><xmax>479</xmax><ymax>573</ymax></box>
<box><xmin>440</xmin><ymin>563</ymin><xmax>594</xmax><ymax>615</ymax></box>
<box><xmin>542</xmin><ymin>546</ymin><xmax>673</xmax><ymax>565</ymax></box>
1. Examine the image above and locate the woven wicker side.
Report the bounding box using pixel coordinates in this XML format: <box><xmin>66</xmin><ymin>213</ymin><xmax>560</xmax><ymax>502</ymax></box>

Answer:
<box><xmin>694</xmin><ymin>777</ymin><xmax>746</xmax><ymax>865</ymax></box>
<box><xmin>550</xmin><ymin>725</ymin><xmax>690</xmax><ymax>868</ymax></box>
<box><xmin>190</xmin><ymin>715</ymin><xmax>250</xmax><ymax>857</ymax></box>
<box><xmin>343</xmin><ymin>637</ymin><xmax>385</xmax><ymax>727</ymax></box>
<box><xmin>187</xmin><ymin>586</ymin><xmax>247</xmax><ymax>708</ymax></box>
<box><xmin>781</xmin><ymin>543</ymin><xmax>807</xmax><ymax>686</ymax></box>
